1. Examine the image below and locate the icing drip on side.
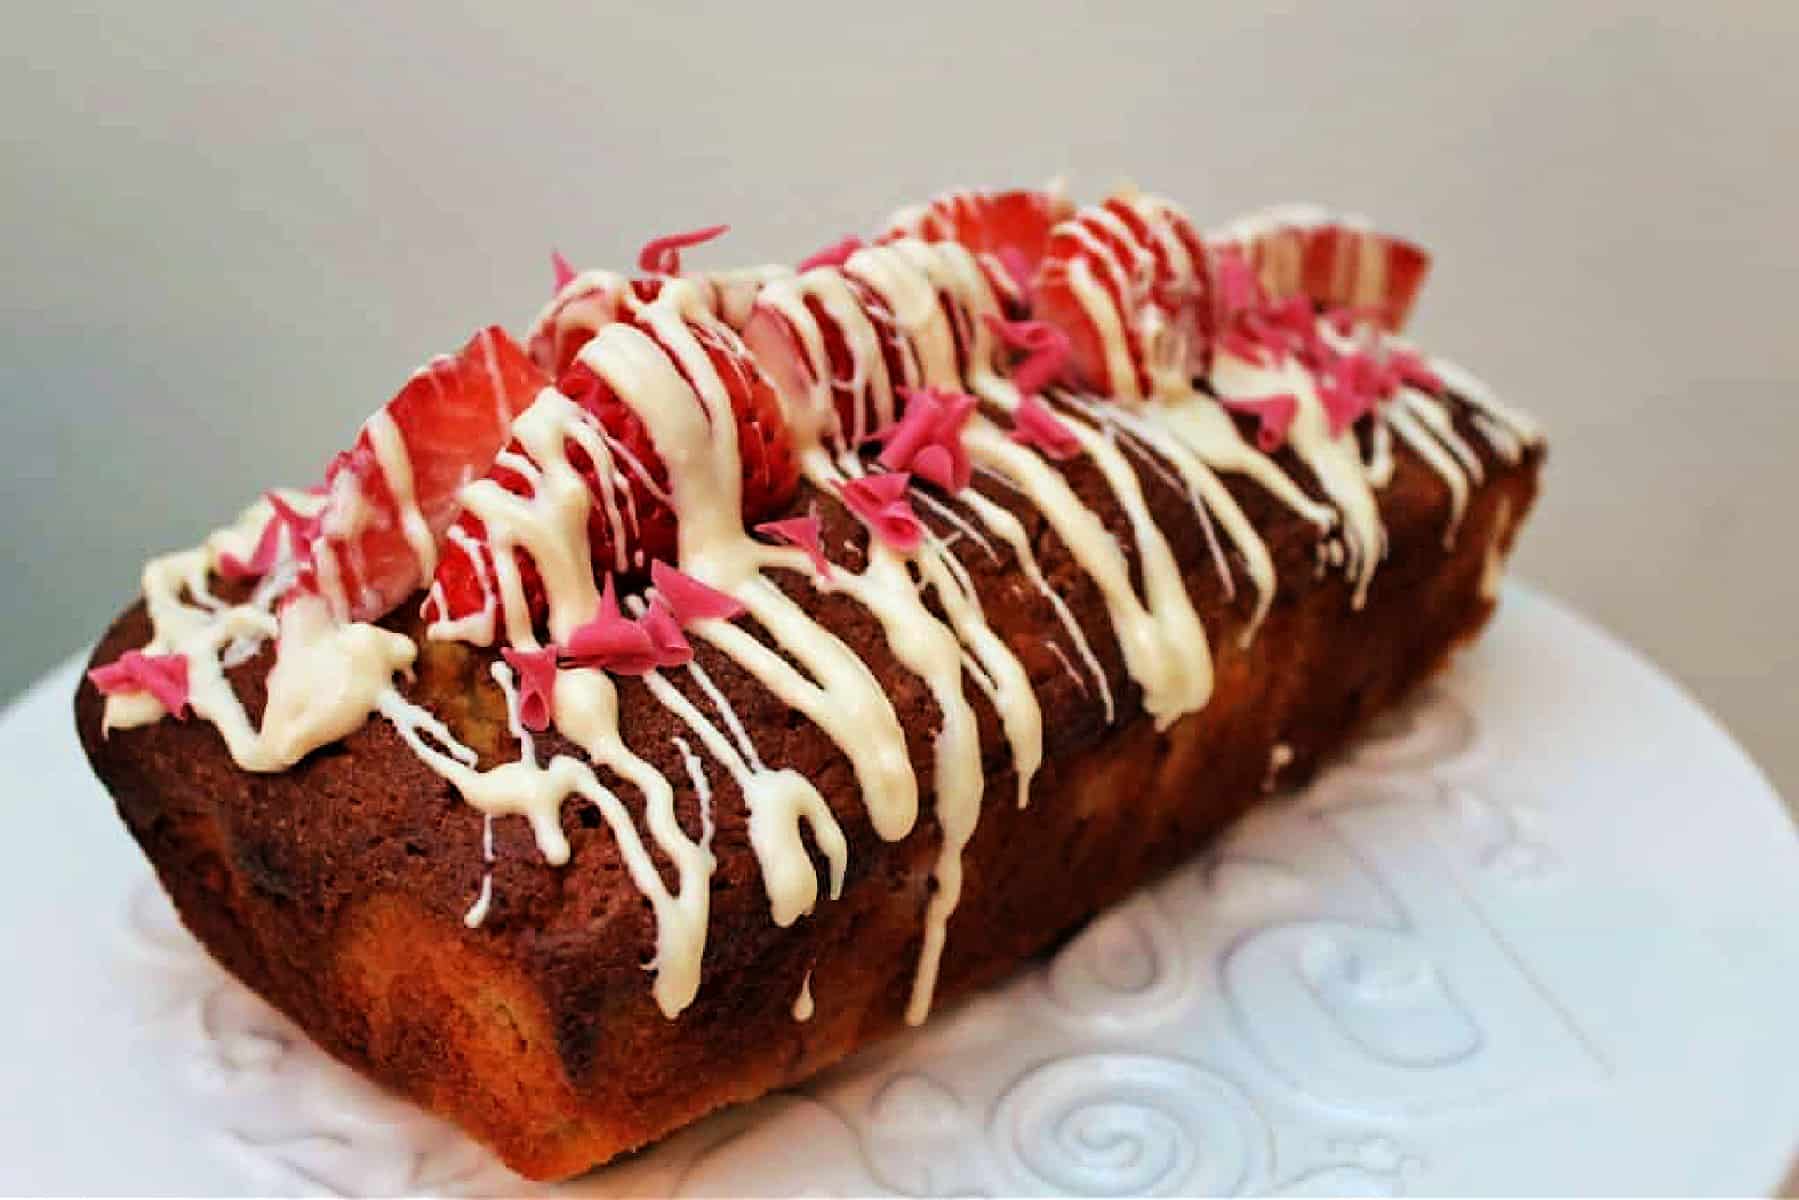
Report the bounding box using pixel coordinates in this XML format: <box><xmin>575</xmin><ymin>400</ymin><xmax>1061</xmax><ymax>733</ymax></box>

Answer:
<box><xmin>380</xmin><ymin>662</ymin><xmax>716</xmax><ymax>1017</ymax></box>
<box><xmin>792</xmin><ymin>970</ymin><xmax>815</xmax><ymax>1022</ymax></box>
<box><xmin>1428</xmin><ymin>354</ymin><xmax>1544</xmax><ymax>460</ymax></box>
<box><xmin>639</xmin><ymin>660</ymin><xmax>844</xmax><ymax>926</ymax></box>
<box><xmin>955</xmin><ymin>488</ymin><xmax>1115</xmax><ymax>724</ymax></box>
<box><xmin>1211</xmin><ymin>343</ymin><xmax>1387</xmax><ymax>609</ymax></box>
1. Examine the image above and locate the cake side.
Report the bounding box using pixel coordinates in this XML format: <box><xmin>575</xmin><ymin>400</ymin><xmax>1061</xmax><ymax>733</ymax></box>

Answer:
<box><xmin>78</xmin><ymin>387</ymin><xmax>1540</xmax><ymax>1179</ymax></box>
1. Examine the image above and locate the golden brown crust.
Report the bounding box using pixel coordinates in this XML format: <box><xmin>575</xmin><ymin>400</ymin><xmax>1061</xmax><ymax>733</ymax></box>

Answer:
<box><xmin>77</xmin><ymin>394</ymin><xmax>1541</xmax><ymax>1180</ymax></box>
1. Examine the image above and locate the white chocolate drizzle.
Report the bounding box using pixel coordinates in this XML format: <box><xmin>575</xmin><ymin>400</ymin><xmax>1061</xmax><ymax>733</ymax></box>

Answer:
<box><xmin>102</xmin><ymin>219</ymin><xmax>1538</xmax><ymax>1030</ymax></box>
<box><xmin>792</xmin><ymin>970</ymin><xmax>815</xmax><ymax>1022</ymax></box>
<box><xmin>1210</xmin><ymin>344</ymin><xmax>1387</xmax><ymax>609</ymax></box>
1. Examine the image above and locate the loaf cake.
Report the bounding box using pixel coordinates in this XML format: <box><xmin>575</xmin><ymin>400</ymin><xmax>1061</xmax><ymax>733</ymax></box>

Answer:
<box><xmin>76</xmin><ymin>186</ymin><xmax>1544</xmax><ymax>1181</ymax></box>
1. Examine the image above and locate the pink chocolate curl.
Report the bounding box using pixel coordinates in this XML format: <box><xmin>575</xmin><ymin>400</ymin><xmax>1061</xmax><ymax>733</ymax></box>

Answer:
<box><xmin>500</xmin><ymin>645</ymin><xmax>559</xmax><ymax>732</ymax></box>
<box><xmin>984</xmin><ymin>315</ymin><xmax>1070</xmax><ymax>397</ymax></box>
<box><xmin>551</xmin><ymin>250</ymin><xmax>578</xmax><ymax>294</ymax></box>
<box><xmin>1218</xmin><ymin>392</ymin><xmax>1300</xmax><ymax>452</ymax></box>
<box><xmin>755</xmin><ymin>508</ymin><xmax>832</xmax><ymax>577</ymax></box>
<box><xmin>837</xmin><ymin>472</ymin><xmax>924</xmax><ymax>554</ymax></box>
<box><xmin>1212</xmin><ymin>245</ymin><xmax>1266</xmax><ymax>318</ymax></box>
<box><xmin>1387</xmin><ymin>347</ymin><xmax>1444</xmax><ymax>395</ymax></box>
<box><xmin>218</xmin><ymin>510</ymin><xmax>281</xmax><ymax>580</ymax></box>
<box><xmin>219</xmin><ymin>492</ymin><xmax>320</xmax><ymax>579</ymax></box>
<box><xmin>563</xmin><ymin>576</ymin><xmax>662</xmax><ymax>676</ymax></box>
<box><xmin>1009</xmin><ymin>393</ymin><xmax>1082</xmax><ymax>460</ymax></box>
<box><xmin>798</xmin><ymin>235</ymin><xmax>865</xmax><ymax>273</ymax></box>
<box><xmin>637</xmin><ymin>224</ymin><xmax>730</xmax><ymax>275</ymax></box>
<box><xmin>88</xmin><ymin>651</ymin><xmax>190</xmax><ymax>718</ymax></box>
<box><xmin>995</xmin><ymin>247</ymin><xmax>1035</xmax><ymax>304</ymax></box>
<box><xmin>650</xmin><ymin>561</ymin><xmax>745</xmax><ymax>626</ymax></box>
<box><xmin>638</xmin><ymin>599</ymin><xmax>694</xmax><ymax>670</ymax></box>
<box><xmin>1317</xmin><ymin>351</ymin><xmax>1398</xmax><ymax>436</ymax></box>
<box><xmin>875</xmin><ymin>387</ymin><xmax>977</xmax><ymax>492</ymax></box>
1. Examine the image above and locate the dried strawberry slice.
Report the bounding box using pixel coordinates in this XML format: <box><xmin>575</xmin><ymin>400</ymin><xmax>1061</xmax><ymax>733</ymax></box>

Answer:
<box><xmin>880</xmin><ymin>188</ymin><xmax>1074</xmax><ymax>309</ymax></box>
<box><xmin>302</xmin><ymin>327</ymin><xmax>545</xmax><ymax>623</ymax></box>
<box><xmin>1031</xmin><ymin>191</ymin><xmax>1214</xmax><ymax>400</ymax></box>
<box><xmin>427</xmin><ymin>303</ymin><xmax>799</xmax><ymax>638</ymax></box>
<box><xmin>528</xmin><ymin>269</ymin><xmax>668</xmax><ymax>381</ymax></box>
<box><xmin>1211</xmin><ymin>208</ymin><xmax>1431</xmax><ymax>332</ymax></box>
<box><xmin>527</xmin><ymin>228</ymin><xmax>764</xmax><ymax>380</ymax></box>
<box><xmin>740</xmin><ymin>257</ymin><xmax>931</xmax><ymax>452</ymax></box>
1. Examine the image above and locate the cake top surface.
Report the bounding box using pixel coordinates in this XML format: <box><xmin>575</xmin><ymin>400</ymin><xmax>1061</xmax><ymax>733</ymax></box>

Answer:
<box><xmin>85</xmin><ymin>182</ymin><xmax>1542</xmax><ymax>1023</ymax></box>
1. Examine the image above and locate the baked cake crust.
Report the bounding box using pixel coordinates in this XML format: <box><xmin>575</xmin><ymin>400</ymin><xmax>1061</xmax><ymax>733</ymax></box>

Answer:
<box><xmin>78</xmin><ymin>387</ymin><xmax>1540</xmax><ymax>1179</ymax></box>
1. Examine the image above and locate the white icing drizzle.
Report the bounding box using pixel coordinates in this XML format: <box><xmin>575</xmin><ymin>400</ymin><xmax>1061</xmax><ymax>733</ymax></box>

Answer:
<box><xmin>1385</xmin><ymin>402</ymin><xmax>1469</xmax><ymax>548</ymax></box>
<box><xmin>593</xmin><ymin>300</ymin><xmax>921</xmax><ymax>843</ymax></box>
<box><xmin>671</xmin><ymin>734</ymin><xmax>715</xmax><ymax>847</ymax></box>
<box><xmin>1045</xmin><ymin>641</ymin><xmax>1086</xmax><ymax>696</ymax></box>
<box><xmin>446</xmin><ymin>388</ymin><xmax>621</xmax><ymax>647</ymax></box>
<box><xmin>792</xmin><ymin>970</ymin><xmax>815</xmax><ymax>1022</ymax></box>
<box><xmin>1210</xmin><ymin>343</ymin><xmax>1387</xmax><ymax>609</ymax></box>
<box><xmin>956</xmin><ymin>488</ymin><xmax>1115</xmax><ymax>724</ymax></box>
<box><xmin>1365</xmin><ymin>413</ymin><xmax>1396</xmax><ymax>487</ymax></box>
<box><xmin>109</xmin><ymin>564</ymin><xmax>415</xmax><ymax>774</ymax></box>
<box><xmin>363</xmin><ymin>410</ymin><xmax>437</xmax><ymax>580</ymax></box>
<box><xmin>1062</xmin><ymin>392</ymin><xmax>1286</xmax><ymax>637</ymax></box>
<box><xmin>1428</xmin><ymin>353</ymin><xmax>1544</xmax><ymax>460</ymax></box>
<box><xmin>964</xmin><ymin>421</ymin><xmax>1211</xmax><ymax>729</ymax></box>
<box><xmin>843</xmin><ymin>239</ymin><xmax>1214</xmax><ymax>727</ymax></box>
<box><xmin>463</xmin><ymin>660</ymin><xmax>534</xmax><ymax>930</ymax></box>
<box><xmin>380</xmin><ymin>661</ymin><xmax>717</xmax><ymax>1017</ymax></box>
<box><xmin>465</xmin><ymin>815</ymin><xmax>496</xmax><ymax>929</ymax></box>
<box><xmin>1263</xmin><ymin>741</ymin><xmax>1295</xmax><ymax>793</ymax></box>
<box><xmin>640</xmin><ymin>664</ymin><xmax>844</xmax><ymax>926</ymax></box>
<box><xmin>104</xmin><ymin>214</ymin><xmax>1544</xmax><ymax>1030</ymax></box>
<box><xmin>1482</xmin><ymin>494</ymin><xmax>1516</xmax><ymax>600</ymax></box>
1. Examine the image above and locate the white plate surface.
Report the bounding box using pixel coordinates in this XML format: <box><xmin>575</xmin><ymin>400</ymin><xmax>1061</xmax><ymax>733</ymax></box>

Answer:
<box><xmin>1</xmin><ymin>585</ymin><xmax>1794</xmax><ymax>1197</ymax></box>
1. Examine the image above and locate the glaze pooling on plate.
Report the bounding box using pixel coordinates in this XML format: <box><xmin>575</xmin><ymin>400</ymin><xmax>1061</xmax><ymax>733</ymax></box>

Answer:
<box><xmin>88</xmin><ymin>185</ymin><xmax>1544</xmax><ymax>1026</ymax></box>
<box><xmin>115</xmin><ymin>670</ymin><xmax>1627</xmax><ymax>1197</ymax></box>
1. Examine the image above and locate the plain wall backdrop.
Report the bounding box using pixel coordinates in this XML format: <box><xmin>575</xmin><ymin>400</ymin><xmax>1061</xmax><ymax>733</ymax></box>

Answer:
<box><xmin>3</xmin><ymin>2</ymin><xmax>1795</xmax><ymax>804</ymax></box>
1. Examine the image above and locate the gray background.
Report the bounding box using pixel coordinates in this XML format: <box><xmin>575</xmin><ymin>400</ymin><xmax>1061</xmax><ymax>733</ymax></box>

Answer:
<box><xmin>3</xmin><ymin>2</ymin><xmax>1795</xmax><ymax>810</ymax></box>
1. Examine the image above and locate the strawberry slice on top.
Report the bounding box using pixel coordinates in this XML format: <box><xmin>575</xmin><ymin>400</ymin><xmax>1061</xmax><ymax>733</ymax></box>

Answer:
<box><xmin>426</xmin><ymin>297</ymin><xmax>800</xmax><ymax>641</ymax></box>
<box><xmin>880</xmin><ymin>187</ymin><xmax>1074</xmax><ymax>309</ymax></box>
<box><xmin>1030</xmin><ymin>190</ymin><xmax>1215</xmax><ymax>402</ymax></box>
<box><xmin>301</xmin><ymin>327</ymin><xmax>547</xmax><ymax>623</ymax></box>
<box><xmin>1209</xmin><ymin>206</ymin><xmax>1431</xmax><ymax>333</ymax></box>
<box><xmin>526</xmin><ymin>225</ymin><xmax>764</xmax><ymax>381</ymax></box>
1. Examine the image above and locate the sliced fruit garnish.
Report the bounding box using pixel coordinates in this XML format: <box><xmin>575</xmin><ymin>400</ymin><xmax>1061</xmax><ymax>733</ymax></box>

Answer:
<box><xmin>740</xmin><ymin>257</ymin><xmax>925</xmax><ymax>452</ymax></box>
<box><xmin>880</xmin><ymin>188</ymin><xmax>1074</xmax><ymax>309</ymax></box>
<box><xmin>427</xmin><ymin>300</ymin><xmax>800</xmax><ymax>639</ymax></box>
<box><xmin>797</xmin><ymin>235</ymin><xmax>865</xmax><ymax>272</ymax></box>
<box><xmin>1209</xmin><ymin>207</ymin><xmax>1431</xmax><ymax>332</ymax></box>
<box><xmin>528</xmin><ymin>230</ymin><xmax>769</xmax><ymax>379</ymax></box>
<box><xmin>528</xmin><ymin>269</ymin><xmax>661</xmax><ymax>380</ymax></box>
<box><xmin>1032</xmin><ymin>191</ymin><xmax>1214</xmax><ymax>401</ymax></box>
<box><xmin>301</xmin><ymin>327</ymin><xmax>546</xmax><ymax>623</ymax></box>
